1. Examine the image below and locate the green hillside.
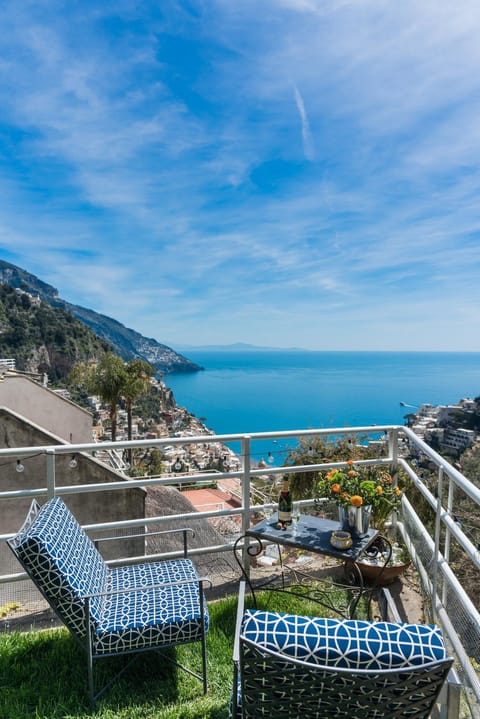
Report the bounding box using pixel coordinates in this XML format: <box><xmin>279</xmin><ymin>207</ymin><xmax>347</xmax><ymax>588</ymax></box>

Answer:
<box><xmin>0</xmin><ymin>283</ymin><xmax>112</xmax><ymax>383</ymax></box>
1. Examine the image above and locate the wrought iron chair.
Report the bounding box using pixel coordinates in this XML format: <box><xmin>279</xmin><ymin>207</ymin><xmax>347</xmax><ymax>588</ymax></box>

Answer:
<box><xmin>8</xmin><ymin>497</ymin><xmax>210</xmax><ymax>707</ymax></box>
<box><xmin>231</xmin><ymin>580</ymin><xmax>453</xmax><ymax>718</ymax></box>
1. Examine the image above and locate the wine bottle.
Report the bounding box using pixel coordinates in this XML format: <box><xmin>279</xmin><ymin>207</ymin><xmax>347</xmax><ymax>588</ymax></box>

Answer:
<box><xmin>278</xmin><ymin>476</ymin><xmax>292</xmax><ymax>528</ymax></box>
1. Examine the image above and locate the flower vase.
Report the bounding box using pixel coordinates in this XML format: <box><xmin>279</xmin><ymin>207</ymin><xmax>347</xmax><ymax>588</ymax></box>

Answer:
<box><xmin>339</xmin><ymin>505</ymin><xmax>372</xmax><ymax>538</ymax></box>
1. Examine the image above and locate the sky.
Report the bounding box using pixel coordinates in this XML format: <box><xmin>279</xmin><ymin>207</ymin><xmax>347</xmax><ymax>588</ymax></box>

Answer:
<box><xmin>1</xmin><ymin>1</ymin><xmax>480</xmax><ymax>352</ymax></box>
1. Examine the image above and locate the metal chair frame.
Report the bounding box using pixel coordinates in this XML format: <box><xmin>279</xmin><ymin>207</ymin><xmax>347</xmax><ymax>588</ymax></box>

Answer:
<box><xmin>8</xmin><ymin>498</ymin><xmax>210</xmax><ymax>707</ymax></box>
<box><xmin>232</xmin><ymin>581</ymin><xmax>453</xmax><ymax>719</ymax></box>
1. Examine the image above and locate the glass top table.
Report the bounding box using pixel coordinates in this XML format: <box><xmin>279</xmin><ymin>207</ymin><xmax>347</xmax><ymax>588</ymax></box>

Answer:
<box><xmin>246</xmin><ymin>512</ymin><xmax>379</xmax><ymax>561</ymax></box>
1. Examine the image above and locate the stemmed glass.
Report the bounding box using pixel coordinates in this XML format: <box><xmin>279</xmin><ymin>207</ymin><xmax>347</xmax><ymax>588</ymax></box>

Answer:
<box><xmin>291</xmin><ymin>502</ymin><xmax>301</xmax><ymax>533</ymax></box>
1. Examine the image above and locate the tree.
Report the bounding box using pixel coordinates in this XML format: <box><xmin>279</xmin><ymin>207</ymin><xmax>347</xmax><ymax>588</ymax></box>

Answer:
<box><xmin>69</xmin><ymin>353</ymin><xmax>127</xmax><ymax>441</ymax></box>
<box><xmin>123</xmin><ymin>359</ymin><xmax>155</xmax><ymax>439</ymax></box>
<box><xmin>122</xmin><ymin>359</ymin><xmax>156</xmax><ymax>466</ymax></box>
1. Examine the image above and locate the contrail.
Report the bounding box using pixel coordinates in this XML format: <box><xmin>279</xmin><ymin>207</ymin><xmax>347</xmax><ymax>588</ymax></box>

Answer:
<box><xmin>293</xmin><ymin>84</ymin><xmax>315</xmax><ymax>161</ymax></box>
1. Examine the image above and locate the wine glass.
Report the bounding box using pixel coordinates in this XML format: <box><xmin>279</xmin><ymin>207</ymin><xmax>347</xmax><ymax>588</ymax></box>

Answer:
<box><xmin>264</xmin><ymin>505</ymin><xmax>273</xmax><ymax>523</ymax></box>
<box><xmin>291</xmin><ymin>502</ymin><xmax>301</xmax><ymax>533</ymax></box>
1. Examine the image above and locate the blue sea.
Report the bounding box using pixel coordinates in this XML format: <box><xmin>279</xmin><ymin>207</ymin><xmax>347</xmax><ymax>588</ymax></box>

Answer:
<box><xmin>166</xmin><ymin>351</ymin><xmax>480</xmax><ymax>460</ymax></box>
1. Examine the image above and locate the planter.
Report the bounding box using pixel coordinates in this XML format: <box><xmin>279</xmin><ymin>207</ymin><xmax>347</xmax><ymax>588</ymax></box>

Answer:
<box><xmin>345</xmin><ymin>558</ymin><xmax>411</xmax><ymax>586</ymax></box>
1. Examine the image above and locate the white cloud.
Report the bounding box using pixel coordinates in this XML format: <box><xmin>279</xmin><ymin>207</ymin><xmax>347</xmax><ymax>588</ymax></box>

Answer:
<box><xmin>293</xmin><ymin>85</ymin><xmax>315</xmax><ymax>161</ymax></box>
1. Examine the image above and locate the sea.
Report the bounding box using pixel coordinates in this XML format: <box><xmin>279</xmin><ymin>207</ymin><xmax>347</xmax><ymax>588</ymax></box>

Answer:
<box><xmin>165</xmin><ymin>350</ymin><xmax>480</xmax><ymax>461</ymax></box>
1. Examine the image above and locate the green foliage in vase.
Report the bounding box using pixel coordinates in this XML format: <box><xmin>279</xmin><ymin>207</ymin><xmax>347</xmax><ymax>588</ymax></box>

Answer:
<box><xmin>316</xmin><ymin>460</ymin><xmax>402</xmax><ymax>517</ymax></box>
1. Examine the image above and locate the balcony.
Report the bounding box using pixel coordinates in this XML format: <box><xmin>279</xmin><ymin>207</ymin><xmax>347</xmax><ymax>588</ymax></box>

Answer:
<box><xmin>1</xmin><ymin>424</ymin><xmax>479</xmax><ymax>718</ymax></box>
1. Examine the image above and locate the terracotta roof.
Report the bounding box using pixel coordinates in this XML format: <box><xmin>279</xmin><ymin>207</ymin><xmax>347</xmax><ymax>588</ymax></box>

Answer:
<box><xmin>182</xmin><ymin>487</ymin><xmax>240</xmax><ymax>512</ymax></box>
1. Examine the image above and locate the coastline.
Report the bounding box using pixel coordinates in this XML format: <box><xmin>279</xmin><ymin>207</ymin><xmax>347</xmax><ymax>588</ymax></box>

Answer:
<box><xmin>165</xmin><ymin>350</ymin><xmax>480</xmax><ymax>464</ymax></box>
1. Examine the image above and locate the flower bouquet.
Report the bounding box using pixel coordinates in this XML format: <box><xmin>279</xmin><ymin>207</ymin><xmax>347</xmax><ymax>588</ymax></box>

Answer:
<box><xmin>316</xmin><ymin>460</ymin><xmax>402</xmax><ymax>533</ymax></box>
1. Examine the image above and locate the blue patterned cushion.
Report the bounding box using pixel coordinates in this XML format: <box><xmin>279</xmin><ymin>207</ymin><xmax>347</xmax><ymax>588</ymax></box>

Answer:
<box><xmin>94</xmin><ymin>558</ymin><xmax>209</xmax><ymax>654</ymax></box>
<box><xmin>241</xmin><ymin>611</ymin><xmax>447</xmax><ymax>669</ymax></box>
<box><xmin>11</xmin><ymin>497</ymin><xmax>107</xmax><ymax>637</ymax></box>
<box><xmin>11</xmin><ymin>498</ymin><xmax>209</xmax><ymax>658</ymax></box>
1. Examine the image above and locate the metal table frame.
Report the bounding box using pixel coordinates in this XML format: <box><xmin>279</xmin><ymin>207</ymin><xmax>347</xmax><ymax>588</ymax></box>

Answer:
<box><xmin>234</xmin><ymin>512</ymin><xmax>392</xmax><ymax>618</ymax></box>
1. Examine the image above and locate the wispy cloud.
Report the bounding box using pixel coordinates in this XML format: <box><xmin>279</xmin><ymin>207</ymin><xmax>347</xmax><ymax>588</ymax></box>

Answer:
<box><xmin>293</xmin><ymin>84</ymin><xmax>315</xmax><ymax>161</ymax></box>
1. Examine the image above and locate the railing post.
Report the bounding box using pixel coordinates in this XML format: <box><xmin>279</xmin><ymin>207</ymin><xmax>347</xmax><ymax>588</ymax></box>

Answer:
<box><xmin>432</xmin><ymin>464</ymin><xmax>444</xmax><ymax>622</ymax></box>
<box><xmin>388</xmin><ymin>427</ymin><xmax>399</xmax><ymax>467</ymax></box>
<box><xmin>46</xmin><ymin>449</ymin><xmax>56</xmax><ymax>499</ymax></box>
<box><xmin>389</xmin><ymin>429</ymin><xmax>399</xmax><ymax>533</ymax></box>
<box><xmin>443</xmin><ymin>472</ymin><xmax>455</xmax><ymax>609</ymax></box>
<box><xmin>241</xmin><ymin>436</ymin><xmax>251</xmax><ymax>577</ymax></box>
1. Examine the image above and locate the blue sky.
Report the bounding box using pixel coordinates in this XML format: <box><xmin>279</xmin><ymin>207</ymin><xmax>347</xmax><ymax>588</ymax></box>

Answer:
<box><xmin>1</xmin><ymin>1</ymin><xmax>480</xmax><ymax>351</ymax></box>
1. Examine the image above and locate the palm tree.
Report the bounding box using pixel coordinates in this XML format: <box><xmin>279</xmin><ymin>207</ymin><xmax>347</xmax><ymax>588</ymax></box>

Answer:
<box><xmin>69</xmin><ymin>353</ymin><xmax>127</xmax><ymax>441</ymax></box>
<box><xmin>122</xmin><ymin>359</ymin><xmax>155</xmax><ymax>465</ymax></box>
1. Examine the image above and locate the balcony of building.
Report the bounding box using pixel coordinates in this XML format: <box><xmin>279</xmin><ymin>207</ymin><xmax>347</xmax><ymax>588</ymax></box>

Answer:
<box><xmin>0</xmin><ymin>424</ymin><xmax>479</xmax><ymax>718</ymax></box>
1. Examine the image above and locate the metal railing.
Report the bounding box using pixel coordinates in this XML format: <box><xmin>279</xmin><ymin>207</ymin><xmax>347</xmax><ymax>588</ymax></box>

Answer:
<box><xmin>1</xmin><ymin>424</ymin><xmax>480</xmax><ymax>716</ymax></box>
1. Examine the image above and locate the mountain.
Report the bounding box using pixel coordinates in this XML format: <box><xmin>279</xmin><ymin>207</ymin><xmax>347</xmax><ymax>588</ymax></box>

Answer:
<box><xmin>0</xmin><ymin>282</ymin><xmax>112</xmax><ymax>383</ymax></box>
<box><xmin>0</xmin><ymin>260</ymin><xmax>202</xmax><ymax>374</ymax></box>
<box><xmin>175</xmin><ymin>342</ymin><xmax>308</xmax><ymax>352</ymax></box>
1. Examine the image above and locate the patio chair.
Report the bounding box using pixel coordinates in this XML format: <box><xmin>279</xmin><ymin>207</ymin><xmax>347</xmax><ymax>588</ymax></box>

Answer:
<box><xmin>231</xmin><ymin>580</ymin><xmax>453</xmax><ymax>718</ymax></box>
<box><xmin>7</xmin><ymin>497</ymin><xmax>210</xmax><ymax>707</ymax></box>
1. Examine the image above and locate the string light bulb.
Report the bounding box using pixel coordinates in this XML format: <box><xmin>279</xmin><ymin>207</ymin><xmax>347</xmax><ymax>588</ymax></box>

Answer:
<box><xmin>267</xmin><ymin>451</ymin><xmax>275</xmax><ymax>464</ymax></box>
<box><xmin>16</xmin><ymin>460</ymin><xmax>25</xmax><ymax>473</ymax></box>
<box><xmin>69</xmin><ymin>455</ymin><xmax>78</xmax><ymax>469</ymax></box>
<box><xmin>172</xmin><ymin>457</ymin><xmax>183</xmax><ymax>472</ymax></box>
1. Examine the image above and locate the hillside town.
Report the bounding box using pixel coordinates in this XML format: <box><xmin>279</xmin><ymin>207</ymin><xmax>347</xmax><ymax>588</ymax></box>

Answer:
<box><xmin>405</xmin><ymin>397</ymin><xmax>479</xmax><ymax>457</ymax></box>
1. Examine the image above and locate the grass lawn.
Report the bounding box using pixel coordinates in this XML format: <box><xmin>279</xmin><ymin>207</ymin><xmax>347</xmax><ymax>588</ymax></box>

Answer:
<box><xmin>0</xmin><ymin>585</ymin><xmax>366</xmax><ymax>719</ymax></box>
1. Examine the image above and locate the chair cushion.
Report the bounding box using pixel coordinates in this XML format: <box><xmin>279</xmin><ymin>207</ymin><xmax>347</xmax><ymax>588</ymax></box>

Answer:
<box><xmin>93</xmin><ymin>558</ymin><xmax>209</xmax><ymax>655</ymax></box>
<box><xmin>10</xmin><ymin>497</ymin><xmax>107</xmax><ymax>636</ymax></box>
<box><xmin>241</xmin><ymin>611</ymin><xmax>447</xmax><ymax>669</ymax></box>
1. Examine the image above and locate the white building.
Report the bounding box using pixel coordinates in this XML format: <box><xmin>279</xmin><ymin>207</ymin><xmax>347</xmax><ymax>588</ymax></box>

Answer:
<box><xmin>0</xmin><ymin>358</ymin><xmax>16</xmax><ymax>371</ymax></box>
<box><xmin>441</xmin><ymin>427</ymin><xmax>475</xmax><ymax>453</ymax></box>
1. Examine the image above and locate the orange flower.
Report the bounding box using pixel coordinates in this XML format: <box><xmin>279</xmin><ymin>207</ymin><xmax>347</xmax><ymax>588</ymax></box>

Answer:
<box><xmin>376</xmin><ymin>486</ymin><xmax>383</xmax><ymax>495</ymax></box>
<box><xmin>347</xmin><ymin>470</ymin><xmax>356</xmax><ymax>477</ymax></box>
<box><xmin>394</xmin><ymin>487</ymin><xmax>401</xmax><ymax>496</ymax></box>
<box><xmin>350</xmin><ymin>495</ymin><xmax>363</xmax><ymax>507</ymax></box>
<box><xmin>346</xmin><ymin>459</ymin><xmax>354</xmax><ymax>466</ymax></box>
<box><xmin>326</xmin><ymin>469</ymin><xmax>336</xmax><ymax>480</ymax></box>
<box><xmin>331</xmin><ymin>483</ymin><xmax>341</xmax><ymax>493</ymax></box>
